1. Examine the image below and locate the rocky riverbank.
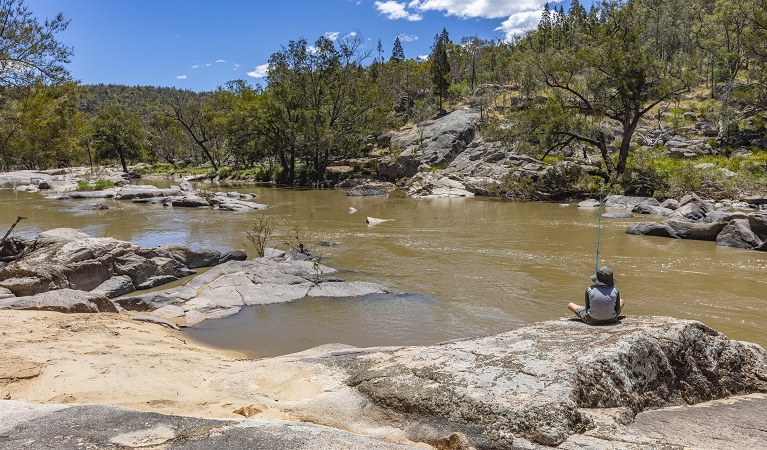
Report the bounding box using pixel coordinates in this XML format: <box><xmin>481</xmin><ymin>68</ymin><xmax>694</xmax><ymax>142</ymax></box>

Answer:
<box><xmin>0</xmin><ymin>311</ymin><xmax>765</xmax><ymax>449</ymax></box>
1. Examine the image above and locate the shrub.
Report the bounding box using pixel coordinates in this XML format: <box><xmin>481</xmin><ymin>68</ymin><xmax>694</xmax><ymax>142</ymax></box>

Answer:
<box><xmin>76</xmin><ymin>179</ymin><xmax>115</xmax><ymax>191</ymax></box>
<box><xmin>244</xmin><ymin>216</ymin><xmax>276</xmax><ymax>258</ymax></box>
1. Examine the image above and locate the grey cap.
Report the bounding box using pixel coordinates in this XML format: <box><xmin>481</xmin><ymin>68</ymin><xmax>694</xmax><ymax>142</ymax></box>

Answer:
<box><xmin>590</xmin><ymin>266</ymin><xmax>616</xmax><ymax>287</ymax></box>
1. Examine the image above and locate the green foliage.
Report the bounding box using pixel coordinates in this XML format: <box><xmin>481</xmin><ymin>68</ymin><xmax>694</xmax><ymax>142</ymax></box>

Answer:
<box><xmin>497</xmin><ymin>162</ymin><xmax>597</xmax><ymax>201</ymax></box>
<box><xmin>0</xmin><ymin>0</ymin><xmax>72</xmax><ymax>86</ymax></box>
<box><xmin>500</xmin><ymin>0</ymin><xmax>696</xmax><ymax>179</ymax></box>
<box><xmin>430</xmin><ymin>28</ymin><xmax>451</xmax><ymax>110</ymax></box>
<box><xmin>92</xmin><ymin>105</ymin><xmax>145</xmax><ymax>173</ymax></box>
<box><xmin>76</xmin><ymin>179</ymin><xmax>115</xmax><ymax>191</ymax></box>
<box><xmin>216</xmin><ymin>166</ymin><xmax>232</xmax><ymax>178</ymax></box>
<box><xmin>623</xmin><ymin>148</ymin><xmax>767</xmax><ymax>199</ymax></box>
<box><xmin>391</xmin><ymin>37</ymin><xmax>405</xmax><ymax>62</ymax></box>
<box><xmin>244</xmin><ymin>215</ymin><xmax>276</xmax><ymax>258</ymax></box>
<box><xmin>447</xmin><ymin>82</ymin><xmax>470</xmax><ymax>101</ymax></box>
<box><xmin>279</xmin><ymin>209</ymin><xmax>316</xmax><ymax>255</ymax></box>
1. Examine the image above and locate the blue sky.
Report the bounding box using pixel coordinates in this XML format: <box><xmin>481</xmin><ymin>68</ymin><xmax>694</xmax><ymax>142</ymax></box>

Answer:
<box><xmin>26</xmin><ymin>0</ymin><xmax>579</xmax><ymax>92</ymax></box>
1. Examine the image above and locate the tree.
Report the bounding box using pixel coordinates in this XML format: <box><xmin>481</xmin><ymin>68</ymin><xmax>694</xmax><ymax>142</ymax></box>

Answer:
<box><xmin>430</xmin><ymin>28</ymin><xmax>451</xmax><ymax>111</ymax></box>
<box><xmin>376</xmin><ymin>38</ymin><xmax>384</xmax><ymax>63</ymax></box>
<box><xmin>146</xmin><ymin>113</ymin><xmax>186</xmax><ymax>164</ymax></box>
<box><xmin>211</xmin><ymin>80</ymin><xmax>270</xmax><ymax>168</ymax></box>
<box><xmin>0</xmin><ymin>0</ymin><xmax>72</xmax><ymax>87</ymax></box>
<box><xmin>506</xmin><ymin>1</ymin><xmax>693</xmax><ymax>179</ymax></box>
<box><xmin>266</xmin><ymin>34</ymin><xmax>388</xmax><ymax>183</ymax></box>
<box><xmin>168</xmin><ymin>93</ymin><xmax>220</xmax><ymax>171</ymax></box>
<box><xmin>92</xmin><ymin>105</ymin><xmax>144</xmax><ymax>173</ymax></box>
<box><xmin>391</xmin><ymin>36</ymin><xmax>405</xmax><ymax>62</ymax></box>
<box><xmin>0</xmin><ymin>82</ymin><xmax>86</xmax><ymax>169</ymax></box>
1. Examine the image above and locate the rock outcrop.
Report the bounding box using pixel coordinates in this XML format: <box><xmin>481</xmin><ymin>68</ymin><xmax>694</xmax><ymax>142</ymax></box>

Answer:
<box><xmin>118</xmin><ymin>258</ymin><xmax>394</xmax><ymax>326</ymax></box>
<box><xmin>208</xmin><ymin>316</ymin><xmax>767</xmax><ymax>448</ymax></box>
<box><xmin>0</xmin><ymin>289</ymin><xmax>118</xmax><ymax>313</ymax></box>
<box><xmin>626</xmin><ymin>193</ymin><xmax>767</xmax><ymax>251</ymax></box>
<box><xmin>378</xmin><ymin>108</ymin><xmax>480</xmax><ymax>180</ymax></box>
<box><xmin>0</xmin><ymin>228</ymin><xmax>245</xmax><ymax>297</ymax></box>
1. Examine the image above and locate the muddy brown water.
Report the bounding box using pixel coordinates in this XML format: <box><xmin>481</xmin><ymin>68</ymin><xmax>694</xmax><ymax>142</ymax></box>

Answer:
<box><xmin>2</xmin><ymin>181</ymin><xmax>766</xmax><ymax>357</ymax></box>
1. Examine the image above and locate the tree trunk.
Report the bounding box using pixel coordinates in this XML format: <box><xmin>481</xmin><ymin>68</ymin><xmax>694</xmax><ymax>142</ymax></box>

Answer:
<box><xmin>119</xmin><ymin>150</ymin><xmax>128</xmax><ymax>173</ymax></box>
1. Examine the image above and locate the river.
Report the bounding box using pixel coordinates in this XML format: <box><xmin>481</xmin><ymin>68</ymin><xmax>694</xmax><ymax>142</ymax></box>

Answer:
<box><xmin>2</xmin><ymin>181</ymin><xmax>765</xmax><ymax>357</ymax></box>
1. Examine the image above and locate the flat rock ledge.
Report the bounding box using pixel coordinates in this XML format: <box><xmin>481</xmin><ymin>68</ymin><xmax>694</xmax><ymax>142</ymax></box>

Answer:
<box><xmin>1</xmin><ymin>316</ymin><xmax>765</xmax><ymax>449</ymax></box>
<box><xmin>208</xmin><ymin>316</ymin><xmax>767</xmax><ymax>449</ymax></box>
<box><xmin>118</xmin><ymin>258</ymin><xmax>394</xmax><ymax>326</ymax></box>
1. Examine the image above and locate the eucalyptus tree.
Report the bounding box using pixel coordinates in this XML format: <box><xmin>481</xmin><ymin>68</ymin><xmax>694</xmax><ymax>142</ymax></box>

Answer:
<box><xmin>266</xmin><ymin>34</ymin><xmax>388</xmax><ymax>183</ymax></box>
<box><xmin>0</xmin><ymin>0</ymin><xmax>72</xmax><ymax>87</ymax></box>
<box><xmin>168</xmin><ymin>92</ymin><xmax>220</xmax><ymax>171</ymax></box>
<box><xmin>92</xmin><ymin>105</ymin><xmax>145</xmax><ymax>173</ymax></box>
<box><xmin>211</xmin><ymin>79</ymin><xmax>270</xmax><ymax>168</ymax></box>
<box><xmin>0</xmin><ymin>0</ymin><xmax>79</xmax><ymax>169</ymax></box>
<box><xmin>0</xmin><ymin>82</ymin><xmax>86</xmax><ymax>169</ymax></box>
<box><xmin>504</xmin><ymin>0</ymin><xmax>694</xmax><ymax>178</ymax></box>
<box><xmin>146</xmin><ymin>113</ymin><xmax>186</xmax><ymax>164</ymax></box>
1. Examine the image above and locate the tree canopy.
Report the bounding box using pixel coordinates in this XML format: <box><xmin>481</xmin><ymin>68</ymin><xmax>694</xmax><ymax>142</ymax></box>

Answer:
<box><xmin>3</xmin><ymin>0</ymin><xmax>767</xmax><ymax>193</ymax></box>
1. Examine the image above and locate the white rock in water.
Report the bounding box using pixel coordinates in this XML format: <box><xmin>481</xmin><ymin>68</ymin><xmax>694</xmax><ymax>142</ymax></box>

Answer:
<box><xmin>366</xmin><ymin>217</ymin><xmax>390</xmax><ymax>225</ymax></box>
<box><xmin>348</xmin><ymin>207</ymin><xmax>358</xmax><ymax>214</ymax></box>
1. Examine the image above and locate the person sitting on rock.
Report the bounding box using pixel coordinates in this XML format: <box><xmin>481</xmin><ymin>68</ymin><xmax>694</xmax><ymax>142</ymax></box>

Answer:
<box><xmin>567</xmin><ymin>266</ymin><xmax>624</xmax><ymax>324</ymax></box>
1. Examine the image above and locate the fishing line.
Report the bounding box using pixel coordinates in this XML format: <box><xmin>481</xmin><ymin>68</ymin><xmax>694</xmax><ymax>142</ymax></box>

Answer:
<box><xmin>595</xmin><ymin>183</ymin><xmax>603</xmax><ymax>273</ymax></box>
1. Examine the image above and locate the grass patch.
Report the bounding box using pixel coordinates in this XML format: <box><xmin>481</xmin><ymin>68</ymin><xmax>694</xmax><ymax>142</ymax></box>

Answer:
<box><xmin>623</xmin><ymin>148</ymin><xmax>767</xmax><ymax>199</ymax></box>
<box><xmin>76</xmin><ymin>179</ymin><xmax>115</xmax><ymax>191</ymax></box>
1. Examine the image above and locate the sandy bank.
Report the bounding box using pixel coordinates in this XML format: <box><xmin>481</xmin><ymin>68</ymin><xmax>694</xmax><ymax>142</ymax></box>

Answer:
<box><xmin>0</xmin><ymin>310</ymin><xmax>295</xmax><ymax>420</ymax></box>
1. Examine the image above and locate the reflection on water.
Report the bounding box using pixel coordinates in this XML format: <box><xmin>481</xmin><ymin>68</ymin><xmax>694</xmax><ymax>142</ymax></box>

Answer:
<box><xmin>184</xmin><ymin>293</ymin><xmax>525</xmax><ymax>358</ymax></box>
<box><xmin>1</xmin><ymin>179</ymin><xmax>766</xmax><ymax>356</ymax></box>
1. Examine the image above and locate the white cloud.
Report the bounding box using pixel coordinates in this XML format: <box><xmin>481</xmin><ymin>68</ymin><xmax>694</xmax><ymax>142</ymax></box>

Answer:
<box><xmin>176</xmin><ymin>75</ymin><xmax>187</xmax><ymax>79</ymax></box>
<box><xmin>205</xmin><ymin>63</ymin><xmax>212</xmax><ymax>67</ymax></box>
<box><xmin>233</xmin><ymin>63</ymin><xmax>241</xmax><ymax>70</ymax></box>
<box><xmin>398</xmin><ymin>33</ymin><xmax>419</xmax><ymax>42</ymax></box>
<box><xmin>247</xmin><ymin>63</ymin><xmax>270</xmax><ymax>78</ymax></box>
<box><xmin>408</xmin><ymin>0</ymin><xmax>558</xmax><ymax>20</ymax></box>
<box><xmin>417</xmin><ymin>54</ymin><xmax>429</xmax><ymax>61</ymax></box>
<box><xmin>191</xmin><ymin>64</ymin><xmax>201</xmax><ymax>69</ymax></box>
<box><xmin>325</xmin><ymin>31</ymin><xmax>341</xmax><ymax>41</ymax></box>
<box><xmin>495</xmin><ymin>10</ymin><xmax>542</xmax><ymax>39</ymax></box>
<box><xmin>348</xmin><ymin>31</ymin><xmax>358</xmax><ymax>37</ymax></box>
<box><xmin>216</xmin><ymin>59</ymin><xmax>226</xmax><ymax>63</ymax></box>
<box><xmin>374</xmin><ymin>1</ymin><xmax>423</xmax><ymax>21</ymax></box>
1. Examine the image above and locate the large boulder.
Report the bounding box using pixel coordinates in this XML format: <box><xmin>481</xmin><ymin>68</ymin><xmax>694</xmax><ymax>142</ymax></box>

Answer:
<box><xmin>604</xmin><ymin>195</ymin><xmax>659</xmax><ymax>209</ymax></box>
<box><xmin>631</xmin><ymin>202</ymin><xmax>674</xmax><ymax>216</ymax></box>
<box><xmin>209</xmin><ymin>197</ymin><xmax>269</xmax><ymax>211</ymax></box>
<box><xmin>716</xmin><ymin>218</ymin><xmax>763</xmax><ymax>249</ymax></box>
<box><xmin>406</xmin><ymin>173</ymin><xmax>475</xmax><ymax>198</ymax></box>
<box><xmin>0</xmin><ymin>229</ymin><xmax>245</xmax><ymax>297</ymax></box>
<box><xmin>346</xmin><ymin>181</ymin><xmax>396</xmax><ymax>197</ymax></box>
<box><xmin>627</xmin><ymin>219</ymin><xmax>727</xmax><ymax>241</ymax></box>
<box><xmin>670</xmin><ymin>193</ymin><xmax>711</xmax><ymax>220</ymax></box>
<box><xmin>378</xmin><ymin>108</ymin><xmax>480</xmax><ymax>180</ymax></box>
<box><xmin>211</xmin><ymin>316</ymin><xmax>767</xmax><ymax>448</ymax></box>
<box><xmin>91</xmin><ymin>275</ymin><xmax>136</xmax><ymax>298</ymax></box>
<box><xmin>748</xmin><ymin>213</ymin><xmax>767</xmax><ymax>241</ymax></box>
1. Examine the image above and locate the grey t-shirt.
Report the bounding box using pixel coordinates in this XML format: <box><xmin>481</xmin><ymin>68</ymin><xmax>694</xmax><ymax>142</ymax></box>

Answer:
<box><xmin>585</xmin><ymin>285</ymin><xmax>621</xmax><ymax>322</ymax></box>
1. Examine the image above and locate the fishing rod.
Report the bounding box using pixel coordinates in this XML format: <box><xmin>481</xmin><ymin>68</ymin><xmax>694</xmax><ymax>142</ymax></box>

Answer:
<box><xmin>595</xmin><ymin>183</ymin><xmax>603</xmax><ymax>274</ymax></box>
